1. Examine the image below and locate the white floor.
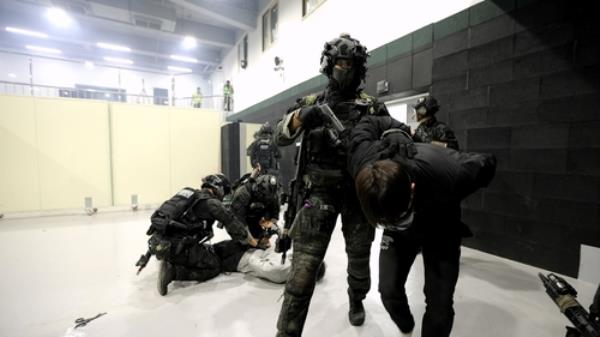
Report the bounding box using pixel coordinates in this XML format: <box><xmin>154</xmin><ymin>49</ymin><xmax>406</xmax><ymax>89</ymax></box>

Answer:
<box><xmin>0</xmin><ymin>210</ymin><xmax>597</xmax><ymax>337</ymax></box>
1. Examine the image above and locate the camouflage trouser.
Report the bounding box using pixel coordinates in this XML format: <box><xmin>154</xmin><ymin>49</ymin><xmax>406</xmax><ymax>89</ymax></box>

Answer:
<box><xmin>276</xmin><ymin>185</ymin><xmax>375</xmax><ymax>337</ymax></box>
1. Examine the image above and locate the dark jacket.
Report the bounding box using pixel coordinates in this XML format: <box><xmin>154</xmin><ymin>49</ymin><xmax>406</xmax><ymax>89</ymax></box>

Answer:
<box><xmin>349</xmin><ymin>115</ymin><xmax>496</xmax><ymax>234</ymax></box>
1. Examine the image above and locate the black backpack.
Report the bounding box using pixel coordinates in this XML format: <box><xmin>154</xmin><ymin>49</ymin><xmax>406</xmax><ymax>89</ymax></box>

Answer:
<box><xmin>147</xmin><ymin>187</ymin><xmax>201</xmax><ymax>235</ymax></box>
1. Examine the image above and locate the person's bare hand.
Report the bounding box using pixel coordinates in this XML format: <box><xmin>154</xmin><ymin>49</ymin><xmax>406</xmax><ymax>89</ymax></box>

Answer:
<box><xmin>248</xmin><ymin>237</ymin><xmax>258</xmax><ymax>247</ymax></box>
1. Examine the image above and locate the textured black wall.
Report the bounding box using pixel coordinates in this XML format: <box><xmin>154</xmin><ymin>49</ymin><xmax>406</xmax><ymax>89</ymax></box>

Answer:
<box><xmin>227</xmin><ymin>0</ymin><xmax>600</xmax><ymax>276</ymax></box>
<box><xmin>430</xmin><ymin>0</ymin><xmax>600</xmax><ymax>277</ymax></box>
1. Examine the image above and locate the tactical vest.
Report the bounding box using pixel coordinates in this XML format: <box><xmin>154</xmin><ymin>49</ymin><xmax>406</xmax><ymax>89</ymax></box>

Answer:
<box><xmin>255</xmin><ymin>138</ymin><xmax>275</xmax><ymax>169</ymax></box>
<box><xmin>148</xmin><ymin>187</ymin><xmax>201</xmax><ymax>235</ymax></box>
<box><xmin>304</xmin><ymin>93</ymin><xmax>379</xmax><ymax>169</ymax></box>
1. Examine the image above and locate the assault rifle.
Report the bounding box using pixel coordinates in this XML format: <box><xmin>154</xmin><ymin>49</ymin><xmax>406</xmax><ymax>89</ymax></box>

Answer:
<box><xmin>318</xmin><ymin>104</ymin><xmax>345</xmax><ymax>146</ymax></box>
<box><xmin>539</xmin><ymin>272</ymin><xmax>600</xmax><ymax>337</ymax></box>
<box><xmin>275</xmin><ymin>133</ymin><xmax>306</xmax><ymax>264</ymax></box>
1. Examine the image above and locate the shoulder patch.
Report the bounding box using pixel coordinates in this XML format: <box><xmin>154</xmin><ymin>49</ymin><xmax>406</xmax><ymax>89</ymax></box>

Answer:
<box><xmin>359</xmin><ymin>91</ymin><xmax>375</xmax><ymax>102</ymax></box>
<box><xmin>303</xmin><ymin>94</ymin><xmax>318</xmax><ymax>106</ymax></box>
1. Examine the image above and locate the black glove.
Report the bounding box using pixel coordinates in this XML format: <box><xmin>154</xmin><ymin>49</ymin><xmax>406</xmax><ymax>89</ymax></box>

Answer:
<box><xmin>380</xmin><ymin>129</ymin><xmax>415</xmax><ymax>159</ymax></box>
<box><xmin>297</xmin><ymin>105</ymin><xmax>324</xmax><ymax>129</ymax></box>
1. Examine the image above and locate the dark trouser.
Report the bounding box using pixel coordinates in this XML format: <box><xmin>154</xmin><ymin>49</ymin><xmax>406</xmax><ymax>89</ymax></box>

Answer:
<box><xmin>379</xmin><ymin>227</ymin><xmax>461</xmax><ymax>337</ymax></box>
<box><xmin>224</xmin><ymin>96</ymin><xmax>232</xmax><ymax>111</ymax></box>
<box><xmin>167</xmin><ymin>243</ymin><xmax>222</xmax><ymax>282</ymax></box>
<box><xmin>276</xmin><ymin>184</ymin><xmax>374</xmax><ymax>337</ymax></box>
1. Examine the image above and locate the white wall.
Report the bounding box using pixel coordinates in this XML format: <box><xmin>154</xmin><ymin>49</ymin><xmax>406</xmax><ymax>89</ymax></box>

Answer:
<box><xmin>0</xmin><ymin>94</ymin><xmax>222</xmax><ymax>213</ymax></box>
<box><xmin>0</xmin><ymin>52</ymin><xmax>211</xmax><ymax>100</ymax></box>
<box><xmin>214</xmin><ymin>0</ymin><xmax>484</xmax><ymax>113</ymax></box>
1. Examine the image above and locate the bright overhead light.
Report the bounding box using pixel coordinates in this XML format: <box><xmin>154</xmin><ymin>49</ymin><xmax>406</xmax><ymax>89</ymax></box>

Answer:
<box><xmin>5</xmin><ymin>27</ymin><xmax>48</xmax><ymax>38</ymax></box>
<box><xmin>8</xmin><ymin>73</ymin><xmax>17</xmax><ymax>78</ymax></box>
<box><xmin>103</xmin><ymin>56</ymin><xmax>133</xmax><ymax>65</ymax></box>
<box><xmin>182</xmin><ymin>36</ymin><xmax>197</xmax><ymax>49</ymax></box>
<box><xmin>84</xmin><ymin>61</ymin><xmax>94</xmax><ymax>69</ymax></box>
<box><xmin>46</xmin><ymin>7</ymin><xmax>73</xmax><ymax>28</ymax></box>
<box><xmin>168</xmin><ymin>66</ymin><xmax>192</xmax><ymax>73</ymax></box>
<box><xmin>97</xmin><ymin>42</ymin><xmax>131</xmax><ymax>52</ymax></box>
<box><xmin>26</xmin><ymin>45</ymin><xmax>62</xmax><ymax>54</ymax></box>
<box><xmin>170</xmin><ymin>54</ymin><xmax>198</xmax><ymax>63</ymax></box>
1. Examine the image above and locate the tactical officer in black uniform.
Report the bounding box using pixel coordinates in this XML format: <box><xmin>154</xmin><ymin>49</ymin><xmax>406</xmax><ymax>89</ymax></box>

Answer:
<box><xmin>273</xmin><ymin>33</ymin><xmax>389</xmax><ymax>336</ymax></box>
<box><xmin>247</xmin><ymin>122</ymin><xmax>281</xmax><ymax>174</ymax></box>
<box><xmin>412</xmin><ymin>96</ymin><xmax>459</xmax><ymax>150</ymax></box>
<box><xmin>145</xmin><ymin>174</ymin><xmax>256</xmax><ymax>296</ymax></box>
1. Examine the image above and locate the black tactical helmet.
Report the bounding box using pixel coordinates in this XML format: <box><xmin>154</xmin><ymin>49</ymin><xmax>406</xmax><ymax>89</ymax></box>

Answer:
<box><xmin>320</xmin><ymin>33</ymin><xmax>369</xmax><ymax>82</ymax></box>
<box><xmin>202</xmin><ymin>173</ymin><xmax>231</xmax><ymax>200</ymax></box>
<box><xmin>253</xmin><ymin>174</ymin><xmax>278</xmax><ymax>201</ymax></box>
<box><xmin>412</xmin><ymin>96</ymin><xmax>440</xmax><ymax>115</ymax></box>
<box><xmin>258</xmin><ymin>122</ymin><xmax>273</xmax><ymax>136</ymax></box>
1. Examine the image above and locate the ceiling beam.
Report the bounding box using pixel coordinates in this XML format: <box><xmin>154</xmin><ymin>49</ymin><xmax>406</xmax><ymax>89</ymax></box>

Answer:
<box><xmin>3</xmin><ymin>0</ymin><xmax>236</xmax><ymax>48</ymax></box>
<box><xmin>169</xmin><ymin>0</ymin><xmax>256</xmax><ymax>32</ymax></box>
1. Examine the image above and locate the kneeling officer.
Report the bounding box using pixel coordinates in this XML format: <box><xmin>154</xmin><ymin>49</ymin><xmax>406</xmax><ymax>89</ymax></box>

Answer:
<box><xmin>140</xmin><ymin>174</ymin><xmax>256</xmax><ymax>295</ymax></box>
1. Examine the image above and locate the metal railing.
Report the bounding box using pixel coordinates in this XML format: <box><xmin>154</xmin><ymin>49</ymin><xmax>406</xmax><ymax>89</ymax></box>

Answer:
<box><xmin>0</xmin><ymin>80</ymin><xmax>230</xmax><ymax>111</ymax></box>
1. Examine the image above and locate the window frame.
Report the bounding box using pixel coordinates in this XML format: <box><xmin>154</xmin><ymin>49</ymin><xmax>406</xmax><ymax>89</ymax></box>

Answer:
<box><xmin>238</xmin><ymin>34</ymin><xmax>248</xmax><ymax>69</ymax></box>
<box><xmin>262</xmin><ymin>2</ymin><xmax>279</xmax><ymax>51</ymax></box>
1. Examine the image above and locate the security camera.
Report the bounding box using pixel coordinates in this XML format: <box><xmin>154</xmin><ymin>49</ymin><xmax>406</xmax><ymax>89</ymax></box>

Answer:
<box><xmin>274</xmin><ymin>56</ymin><xmax>284</xmax><ymax>71</ymax></box>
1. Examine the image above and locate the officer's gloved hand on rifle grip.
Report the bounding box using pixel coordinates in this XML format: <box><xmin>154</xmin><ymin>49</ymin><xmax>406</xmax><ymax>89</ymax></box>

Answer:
<box><xmin>297</xmin><ymin>105</ymin><xmax>324</xmax><ymax>130</ymax></box>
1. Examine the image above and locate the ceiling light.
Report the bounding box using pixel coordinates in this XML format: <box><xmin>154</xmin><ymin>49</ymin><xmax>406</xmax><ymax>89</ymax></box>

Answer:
<box><xmin>170</xmin><ymin>54</ymin><xmax>198</xmax><ymax>63</ymax></box>
<box><xmin>103</xmin><ymin>56</ymin><xmax>133</xmax><ymax>65</ymax></box>
<box><xmin>46</xmin><ymin>7</ymin><xmax>73</xmax><ymax>28</ymax></box>
<box><xmin>26</xmin><ymin>45</ymin><xmax>62</xmax><ymax>54</ymax></box>
<box><xmin>182</xmin><ymin>36</ymin><xmax>197</xmax><ymax>50</ymax></box>
<box><xmin>84</xmin><ymin>61</ymin><xmax>94</xmax><ymax>69</ymax></box>
<box><xmin>97</xmin><ymin>42</ymin><xmax>131</xmax><ymax>52</ymax></box>
<box><xmin>5</xmin><ymin>27</ymin><xmax>48</xmax><ymax>38</ymax></box>
<box><xmin>8</xmin><ymin>73</ymin><xmax>17</xmax><ymax>78</ymax></box>
<box><xmin>168</xmin><ymin>66</ymin><xmax>192</xmax><ymax>73</ymax></box>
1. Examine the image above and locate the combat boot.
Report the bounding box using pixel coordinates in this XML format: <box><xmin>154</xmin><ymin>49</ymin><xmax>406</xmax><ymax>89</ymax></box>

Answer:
<box><xmin>348</xmin><ymin>298</ymin><xmax>366</xmax><ymax>326</ymax></box>
<box><xmin>157</xmin><ymin>260</ymin><xmax>175</xmax><ymax>296</ymax></box>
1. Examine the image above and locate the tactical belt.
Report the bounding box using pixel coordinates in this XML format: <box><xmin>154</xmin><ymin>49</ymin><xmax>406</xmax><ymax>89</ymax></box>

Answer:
<box><xmin>303</xmin><ymin>167</ymin><xmax>344</xmax><ymax>189</ymax></box>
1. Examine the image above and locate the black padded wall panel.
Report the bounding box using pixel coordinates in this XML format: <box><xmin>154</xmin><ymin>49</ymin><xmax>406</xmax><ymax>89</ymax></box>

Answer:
<box><xmin>221</xmin><ymin>122</ymin><xmax>240</xmax><ymax>182</ymax></box>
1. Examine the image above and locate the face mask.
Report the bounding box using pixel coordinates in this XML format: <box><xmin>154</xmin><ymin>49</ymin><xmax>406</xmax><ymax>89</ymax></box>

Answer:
<box><xmin>332</xmin><ymin>66</ymin><xmax>356</xmax><ymax>91</ymax></box>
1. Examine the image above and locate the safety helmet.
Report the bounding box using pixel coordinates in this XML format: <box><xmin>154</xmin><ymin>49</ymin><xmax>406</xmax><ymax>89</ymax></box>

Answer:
<box><xmin>412</xmin><ymin>96</ymin><xmax>440</xmax><ymax>115</ymax></box>
<box><xmin>202</xmin><ymin>173</ymin><xmax>231</xmax><ymax>200</ymax></box>
<box><xmin>320</xmin><ymin>33</ymin><xmax>369</xmax><ymax>85</ymax></box>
